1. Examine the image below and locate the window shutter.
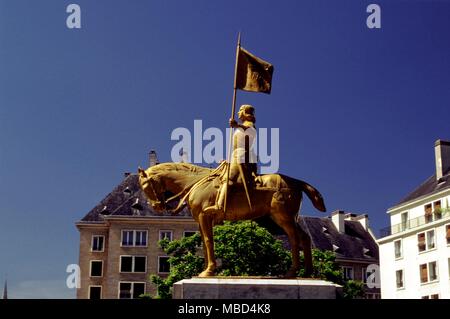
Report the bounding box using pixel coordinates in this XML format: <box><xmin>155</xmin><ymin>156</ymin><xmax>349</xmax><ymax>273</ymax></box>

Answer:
<box><xmin>434</xmin><ymin>201</ymin><xmax>441</xmax><ymax>210</ymax></box>
<box><xmin>418</xmin><ymin>233</ymin><xmax>426</xmax><ymax>251</ymax></box>
<box><xmin>420</xmin><ymin>264</ymin><xmax>428</xmax><ymax>283</ymax></box>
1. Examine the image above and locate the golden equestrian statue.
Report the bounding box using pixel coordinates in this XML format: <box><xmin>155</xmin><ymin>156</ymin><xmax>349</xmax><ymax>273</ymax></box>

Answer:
<box><xmin>139</xmin><ymin>35</ymin><xmax>326</xmax><ymax>278</ymax></box>
<box><xmin>138</xmin><ymin>105</ymin><xmax>326</xmax><ymax>277</ymax></box>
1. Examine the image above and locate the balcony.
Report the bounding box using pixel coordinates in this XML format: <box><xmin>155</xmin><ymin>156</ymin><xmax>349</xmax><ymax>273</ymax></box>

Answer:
<box><xmin>379</xmin><ymin>208</ymin><xmax>450</xmax><ymax>238</ymax></box>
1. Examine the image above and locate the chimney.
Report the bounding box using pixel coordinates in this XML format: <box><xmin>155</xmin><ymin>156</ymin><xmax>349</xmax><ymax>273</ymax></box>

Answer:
<box><xmin>353</xmin><ymin>214</ymin><xmax>369</xmax><ymax>231</ymax></box>
<box><xmin>435</xmin><ymin>139</ymin><xmax>450</xmax><ymax>180</ymax></box>
<box><xmin>331</xmin><ymin>210</ymin><xmax>345</xmax><ymax>233</ymax></box>
<box><xmin>149</xmin><ymin>150</ymin><xmax>159</xmax><ymax>167</ymax></box>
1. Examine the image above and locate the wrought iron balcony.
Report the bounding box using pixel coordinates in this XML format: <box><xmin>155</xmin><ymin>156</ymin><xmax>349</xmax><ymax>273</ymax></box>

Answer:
<box><xmin>379</xmin><ymin>208</ymin><xmax>450</xmax><ymax>238</ymax></box>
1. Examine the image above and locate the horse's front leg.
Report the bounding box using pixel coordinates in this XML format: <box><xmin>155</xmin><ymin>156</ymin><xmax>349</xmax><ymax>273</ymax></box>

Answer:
<box><xmin>198</xmin><ymin>212</ymin><xmax>216</xmax><ymax>277</ymax></box>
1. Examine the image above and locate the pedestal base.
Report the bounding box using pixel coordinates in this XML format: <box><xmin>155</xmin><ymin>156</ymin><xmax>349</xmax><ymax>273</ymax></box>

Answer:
<box><xmin>173</xmin><ymin>277</ymin><xmax>342</xmax><ymax>299</ymax></box>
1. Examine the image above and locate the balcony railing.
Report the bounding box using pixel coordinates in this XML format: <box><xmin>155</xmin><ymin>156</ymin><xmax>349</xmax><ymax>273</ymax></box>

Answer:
<box><xmin>379</xmin><ymin>208</ymin><xmax>450</xmax><ymax>238</ymax></box>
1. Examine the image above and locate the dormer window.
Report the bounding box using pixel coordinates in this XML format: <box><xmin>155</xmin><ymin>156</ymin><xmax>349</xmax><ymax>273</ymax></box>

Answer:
<box><xmin>100</xmin><ymin>206</ymin><xmax>110</xmax><ymax>215</ymax></box>
<box><xmin>131</xmin><ymin>199</ymin><xmax>143</xmax><ymax>216</ymax></box>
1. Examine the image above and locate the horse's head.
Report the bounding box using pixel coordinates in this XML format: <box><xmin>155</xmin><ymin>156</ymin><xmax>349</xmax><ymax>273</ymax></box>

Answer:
<box><xmin>138</xmin><ymin>167</ymin><xmax>166</xmax><ymax>212</ymax></box>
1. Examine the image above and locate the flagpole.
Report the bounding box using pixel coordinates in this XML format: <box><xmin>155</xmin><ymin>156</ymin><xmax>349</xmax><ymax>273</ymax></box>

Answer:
<box><xmin>223</xmin><ymin>32</ymin><xmax>241</xmax><ymax>213</ymax></box>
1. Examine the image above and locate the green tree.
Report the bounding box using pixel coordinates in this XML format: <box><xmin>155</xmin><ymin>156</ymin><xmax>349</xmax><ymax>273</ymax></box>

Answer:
<box><xmin>298</xmin><ymin>249</ymin><xmax>343</xmax><ymax>283</ymax></box>
<box><xmin>150</xmin><ymin>220</ymin><xmax>365</xmax><ymax>299</ymax></box>
<box><xmin>150</xmin><ymin>232</ymin><xmax>204</xmax><ymax>299</ymax></box>
<box><xmin>342</xmin><ymin>280</ymin><xmax>365</xmax><ymax>299</ymax></box>
<box><xmin>298</xmin><ymin>249</ymin><xmax>365</xmax><ymax>299</ymax></box>
<box><xmin>214</xmin><ymin>220</ymin><xmax>291</xmax><ymax>276</ymax></box>
<box><xmin>150</xmin><ymin>220</ymin><xmax>290</xmax><ymax>298</ymax></box>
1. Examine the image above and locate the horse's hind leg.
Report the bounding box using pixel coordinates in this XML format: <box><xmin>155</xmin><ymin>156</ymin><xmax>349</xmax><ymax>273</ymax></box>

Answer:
<box><xmin>198</xmin><ymin>212</ymin><xmax>216</xmax><ymax>277</ymax></box>
<box><xmin>297</xmin><ymin>220</ymin><xmax>313</xmax><ymax>277</ymax></box>
<box><xmin>270</xmin><ymin>210</ymin><xmax>301</xmax><ymax>278</ymax></box>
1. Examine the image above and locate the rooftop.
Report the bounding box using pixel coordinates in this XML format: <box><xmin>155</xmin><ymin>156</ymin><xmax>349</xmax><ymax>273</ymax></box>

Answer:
<box><xmin>299</xmin><ymin>216</ymin><xmax>379</xmax><ymax>261</ymax></box>
<box><xmin>390</xmin><ymin>170</ymin><xmax>450</xmax><ymax>210</ymax></box>
<box><xmin>79</xmin><ymin>173</ymin><xmax>192</xmax><ymax>223</ymax></box>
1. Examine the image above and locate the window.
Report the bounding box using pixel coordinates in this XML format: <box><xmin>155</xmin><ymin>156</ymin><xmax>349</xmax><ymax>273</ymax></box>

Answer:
<box><xmin>134</xmin><ymin>256</ymin><xmax>146</xmax><ymax>273</ymax></box>
<box><xmin>118</xmin><ymin>282</ymin><xmax>146</xmax><ymax>299</ymax></box>
<box><xmin>420</xmin><ymin>264</ymin><xmax>428</xmax><ymax>283</ymax></box>
<box><xmin>396</xmin><ymin>270</ymin><xmax>404</xmax><ymax>289</ymax></box>
<box><xmin>429</xmin><ymin>261</ymin><xmax>438</xmax><ymax>281</ymax></box>
<box><xmin>183</xmin><ymin>231</ymin><xmax>197</xmax><ymax>238</ymax></box>
<box><xmin>90</xmin><ymin>260</ymin><xmax>103</xmax><ymax>277</ymax></box>
<box><xmin>120</xmin><ymin>256</ymin><xmax>147</xmax><ymax>273</ymax></box>
<box><xmin>362</xmin><ymin>267</ymin><xmax>376</xmax><ymax>285</ymax></box>
<box><xmin>418</xmin><ymin>233</ymin><xmax>426</xmax><ymax>252</ymax></box>
<box><xmin>420</xmin><ymin>261</ymin><xmax>438</xmax><ymax>283</ymax></box>
<box><xmin>122</xmin><ymin>230</ymin><xmax>134</xmax><ymax>246</ymax></box>
<box><xmin>91</xmin><ymin>235</ymin><xmax>104</xmax><ymax>252</ymax></box>
<box><xmin>394</xmin><ymin>240</ymin><xmax>402</xmax><ymax>259</ymax></box>
<box><xmin>159</xmin><ymin>230</ymin><xmax>173</xmax><ymax>241</ymax></box>
<box><xmin>422</xmin><ymin>294</ymin><xmax>439</xmax><ymax>299</ymax></box>
<box><xmin>401</xmin><ymin>212</ymin><xmax>408</xmax><ymax>231</ymax></box>
<box><xmin>158</xmin><ymin>256</ymin><xmax>170</xmax><ymax>273</ymax></box>
<box><xmin>135</xmin><ymin>231</ymin><xmax>147</xmax><ymax>246</ymax></box>
<box><xmin>446</xmin><ymin>225</ymin><xmax>450</xmax><ymax>245</ymax></box>
<box><xmin>425</xmin><ymin>204</ymin><xmax>433</xmax><ymax>223</ymax></box>
<box><xmin>418</xmin><ymin>230</ymin><xmax>435</xmax><ymax>252</ymax></box>
<box><xmin>433</xmin><ymin>201</ymin><xmax>442</xmax><ymax>220</ymax></box>
<box><xmin>342</xmin><ymin>267</ymin><xmax>353</xmax><ymax>280</ymax></box>
<box><xmin>88</xmin><ymin>286</ymin><xmax>102</xmax><ymax>299</ymax></box>
<box><xmin>426</xmin><ymin>230</ymin><xmax>435</xmax><ymax>250</ymax></box>
<box><xmin>121</xmin><ymin>230</ymin><xmax>147</xmax><ymax>247</ymax></box>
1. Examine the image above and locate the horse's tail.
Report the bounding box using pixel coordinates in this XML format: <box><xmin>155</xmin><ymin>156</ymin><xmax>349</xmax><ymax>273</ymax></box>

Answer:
<box><xmin>301</xmin><ymin>181</ymin><xmax>326</xmax><ymax>212</ymax></box>
<box><xmin>294</xmin><ymin>178</ymin><xmax>326</xmax><ymax>212</ymax></box>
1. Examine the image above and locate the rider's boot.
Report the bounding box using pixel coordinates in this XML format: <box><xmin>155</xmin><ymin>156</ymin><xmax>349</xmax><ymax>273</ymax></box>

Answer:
<box><xmin>204</xmin><ymin>183</ymin><xmax>226</xmax><ymax>214</ymax></box>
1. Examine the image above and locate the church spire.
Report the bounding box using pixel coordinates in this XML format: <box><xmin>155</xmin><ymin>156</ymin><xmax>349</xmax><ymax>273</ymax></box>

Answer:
<box><xmin>2</xmin><ymin>280</ymin><xmax>7</xmax><ymax>299</ymax></box>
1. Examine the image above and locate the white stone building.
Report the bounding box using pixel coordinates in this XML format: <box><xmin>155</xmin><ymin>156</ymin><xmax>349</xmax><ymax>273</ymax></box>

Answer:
<box><xmin>378</xmin><ymin>140</ymin><xmax>450</xmax><ymax>299</ymax></box>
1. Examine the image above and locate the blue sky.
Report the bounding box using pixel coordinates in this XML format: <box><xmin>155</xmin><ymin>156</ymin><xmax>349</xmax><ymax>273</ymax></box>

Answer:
<box><xmin>0</xmin><ymin>0</ymin><xmax>449</xmax><ymax>298</ymax></box>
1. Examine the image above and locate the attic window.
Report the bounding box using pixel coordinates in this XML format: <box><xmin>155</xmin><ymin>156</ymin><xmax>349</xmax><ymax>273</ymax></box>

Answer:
<box><xmin>332</xmin><ymin>244</ymin><xmax>340</xmax><ymax>252</ymax></box>
<box><xmin>322</xmin><ymin>227</ymin><xmax>329</xmax><ymax>234</ymax></box>
<box><xmin>123</xmin><ymin>187</ymin><xmax>132</xmax><ymax>195</ymax></box>
<box><xmin>363</xmin><ymin>248</ymin><xmax>372</xmax><ymax>257</ymax></box>
<box><xmin>100</xmin><ymin>206</ymin><xmax>110</xmax><ymax>215</ymax></box>
<box><xmin>131</xmin><ymin>198</ymin><xmax>143</xmax><ymax>211</ymax></box>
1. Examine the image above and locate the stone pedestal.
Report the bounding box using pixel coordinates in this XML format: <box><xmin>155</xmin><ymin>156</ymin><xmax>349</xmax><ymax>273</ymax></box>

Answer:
<box><xmin>173</xmin><ymin>277</ymin><xmax>342</xmax><ymax>299</ymax></box>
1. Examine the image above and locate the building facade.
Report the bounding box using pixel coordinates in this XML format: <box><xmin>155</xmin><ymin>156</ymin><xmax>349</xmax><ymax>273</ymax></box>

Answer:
<box><xmin>378</xmin><ymin>140</ymin><xmax>450</xmax><ymax>299</ymax></box>
<box><xmin>302</xmin><ymin>211</ymin><xmax>380</xmax><ymax>298</ymax></box>
<box><xmin>274</xmin><ymin>210</ymin><xmax>380</xmax><ymax>298</ymax></box>
<box><xmin>76</xmin><ymin>171</ymin><xmax>198</xmax><ymax>299</ymax></box>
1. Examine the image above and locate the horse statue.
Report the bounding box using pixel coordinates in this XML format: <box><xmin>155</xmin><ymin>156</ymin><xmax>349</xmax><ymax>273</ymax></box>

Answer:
<box><xmin>138</xmin><ymin>161</ymin><xmax>326</xmax><ymax>278</ymax></box>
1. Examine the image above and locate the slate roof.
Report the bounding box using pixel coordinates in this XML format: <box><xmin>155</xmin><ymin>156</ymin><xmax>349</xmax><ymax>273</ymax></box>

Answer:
<box><xmin>79</xmin><ymin>173</ymin><xmax>191</xmax><ymax>223</ymax></box>
<box><xmin>299</xmin><ymin>216</ymin><xmax>379</xmax><ymax>262</ymax></box>
<box><xmin>392</xmin><ymin>169</ymin><xmax>450</xmax><ymax>209</ymax></box>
